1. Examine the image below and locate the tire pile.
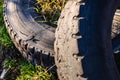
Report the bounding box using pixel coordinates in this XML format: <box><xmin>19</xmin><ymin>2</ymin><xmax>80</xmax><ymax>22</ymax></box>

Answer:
<box><xmin>4</xmin><ymin>0</ymin><xmax>120</xmax><ymax>80</ymax></box>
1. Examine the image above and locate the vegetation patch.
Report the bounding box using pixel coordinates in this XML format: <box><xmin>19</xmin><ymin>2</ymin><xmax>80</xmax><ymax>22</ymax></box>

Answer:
<box><xmin>35</xmin><ymin>0</ymin><xmax>67</xmax><ymax>27</ymax></box>
<box><xmin>2</xmin><ymin>57</ymin><xmax>56</xmax><ymax>80</ymax></box>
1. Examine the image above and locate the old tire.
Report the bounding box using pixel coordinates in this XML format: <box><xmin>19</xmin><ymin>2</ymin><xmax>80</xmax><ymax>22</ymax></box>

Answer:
<box><xmin>3</xmin><ymin>0</ymin><xmax>55</xmax><ymax>67</ymax></box>
<box><xmin>55</xmin><ymin>0</ymin><xmax>120</xmax><ymax>80</ymax></box>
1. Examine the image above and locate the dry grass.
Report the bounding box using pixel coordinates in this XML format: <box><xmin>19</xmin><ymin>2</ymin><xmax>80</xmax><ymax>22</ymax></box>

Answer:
<box><xmin>35</xmin><ymin>0</ymin><xmax>67</xmax><ymax>27</ymax></box>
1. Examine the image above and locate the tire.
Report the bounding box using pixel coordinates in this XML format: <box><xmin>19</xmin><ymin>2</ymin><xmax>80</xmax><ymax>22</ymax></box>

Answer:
<box><xmin>55</xmin><ymin>0</ymin><xmax>120</xmax><ymax>80</ymax></box>
<box><xmin>3</xmin><ymin>0</ymin><xmax>55</xmax><ymax>67</ymax></box>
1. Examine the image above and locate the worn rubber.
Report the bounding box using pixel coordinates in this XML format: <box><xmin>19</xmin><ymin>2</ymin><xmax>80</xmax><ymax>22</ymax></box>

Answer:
<box><xmin>55</xmin><ymin>0</ymin><xmax>120</xmax><ymax>80</ymax></box>
<box><xmin>3</xmin><ymin>0</ymin><xmax>55</xmax><ymax>67</ymax></box>
<box><xmin>55</xmin><ymin>1</ymin><xmax>88</xmax><ymax>80</ymax></box>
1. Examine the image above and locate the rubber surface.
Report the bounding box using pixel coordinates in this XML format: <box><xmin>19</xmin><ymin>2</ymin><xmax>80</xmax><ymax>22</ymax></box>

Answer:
<box><xmin>55</xmin><ymin>0</ymin><xmax>120</xmax><ymax>80</ymax></box>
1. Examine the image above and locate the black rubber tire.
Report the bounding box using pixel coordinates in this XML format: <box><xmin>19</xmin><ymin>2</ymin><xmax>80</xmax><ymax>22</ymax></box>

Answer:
<box><xmin>55</xmin><ymin>0</ymin><xmax>120</xmax><ymax>80</ymax></box>
<box><xmin>3</xmin><ymin>0</ymin><xmax>55</xmax><ymax>67</ymax></box>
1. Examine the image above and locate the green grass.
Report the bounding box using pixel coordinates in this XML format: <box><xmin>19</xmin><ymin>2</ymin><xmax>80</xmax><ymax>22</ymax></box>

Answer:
<box><xmin>2</xmin><ymin>58</ymin><xmax>56</xmax><ymax>80</ymax></box>
<box><xmin>35</xmin><ymin>0</ymin><xmax>67</xmax><ymax>27</ymax></box>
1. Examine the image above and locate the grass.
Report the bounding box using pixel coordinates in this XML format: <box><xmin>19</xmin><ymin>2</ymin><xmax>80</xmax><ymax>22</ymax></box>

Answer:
<box><xmin>2</xmin><ymin>58</ymin><xmax>56</xmax><ymax>80</ymax></box>
<box><xmin>35</xmin><ymin>0</ymin><xmax>67</xmax><ymax>27</ymax></box>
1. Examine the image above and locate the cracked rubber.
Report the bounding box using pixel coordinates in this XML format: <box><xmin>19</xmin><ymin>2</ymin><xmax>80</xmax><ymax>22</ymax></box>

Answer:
<box><xmin>55</xmin><ymin>0</ymin><xmax>120</xmax><ymax>80</ymax></box>
<box><xmin>3</xmin><ymin>0</ymin><xmax>55</xmax><ymax>67</ymax></box>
